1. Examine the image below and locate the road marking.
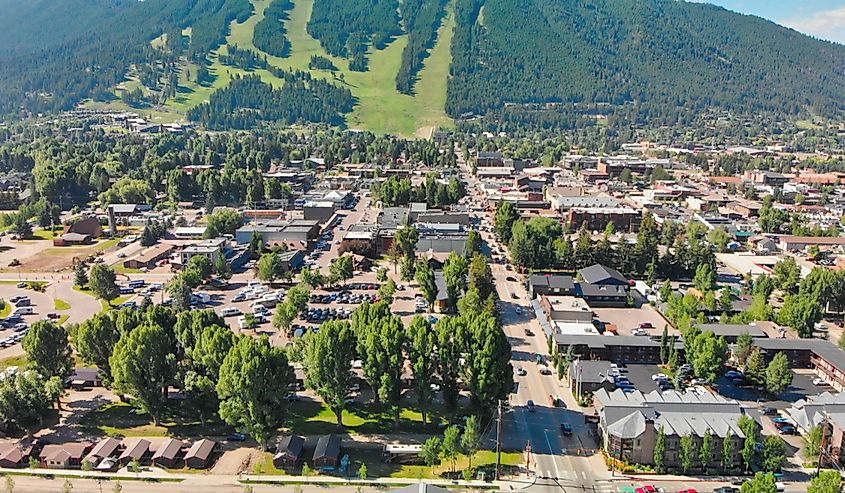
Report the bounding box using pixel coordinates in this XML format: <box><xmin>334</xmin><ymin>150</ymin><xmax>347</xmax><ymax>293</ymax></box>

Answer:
<box><xmin>581</xmin><ymin>470</ymin><xmax>587</xmax><ymax>479</ymax></box>
<box><xmin>543</xmin><ymin>430</ymin><xmax>562</xmax><ymax>479</ymax></box>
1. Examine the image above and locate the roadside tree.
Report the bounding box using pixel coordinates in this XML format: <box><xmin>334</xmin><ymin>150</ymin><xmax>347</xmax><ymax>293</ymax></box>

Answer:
<box><xmin>216</xmin><ymin>336</ymin><xmax>294</xmax><ymax>450</ymax></box>
<box><xmin>89</xmin><ymin>263</ymin><xmax>119</xmax><ymax>304</ymax></box>
<box><xmin>303</xmin><ymin>320</ymin><xmax>356</xmax><ymax>427</ymax></box>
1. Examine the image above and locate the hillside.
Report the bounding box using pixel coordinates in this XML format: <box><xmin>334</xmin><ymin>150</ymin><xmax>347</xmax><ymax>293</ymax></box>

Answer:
<box><xmin>1</xmin><ymin>0</ymin><xmax>844</xmax><ymax>133</ymax></box>
<box><xmin>447</xmin><ymin>0</ymin><xmax>845</xmax><ymax>125</ymax></box>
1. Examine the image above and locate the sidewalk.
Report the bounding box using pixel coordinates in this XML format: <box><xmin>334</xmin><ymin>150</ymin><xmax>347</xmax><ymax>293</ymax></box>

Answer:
<box><xmin>0</xmin><ymin>466</ymin><xmax>536</xmax><ymax>491</ymax></box>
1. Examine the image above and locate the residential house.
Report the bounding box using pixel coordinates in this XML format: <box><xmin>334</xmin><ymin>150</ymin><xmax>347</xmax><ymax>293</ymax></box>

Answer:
<box><xmin>85</xmin><ymin>438</ymin><xmax>121</xmax><ymax>467</ymax></box>
<box><xmin>118</xmin><ymin>439</ymin><xmax>150</xmax><ymax>466</ymax></box>
<box><xmin>311</xmin><ymin>435</ymin><xmax>341</xmax><ymax>469</ymax></box>
<box><xmin>273</xmin><ymin>435</ymin><xmax>305</xmax><ymax>471</ymax></box>
<box><xmin>184</xmin><ymin>439</ymin><xmax>217</xmax><ymax>469</ymax></box>
<box><xmin>152</xmin><ymin>438</ymin><xmax>183</xmax><ymax>468</ymax></box>
<box><xmin>0</xmin><ymin>442</ymin><xmax>32</xmax><ymax>468</ymax></box>
<box><xmin>40</xmin><ymin>443</ymin><xmax>93</xmax><ymax>469</ymax></box>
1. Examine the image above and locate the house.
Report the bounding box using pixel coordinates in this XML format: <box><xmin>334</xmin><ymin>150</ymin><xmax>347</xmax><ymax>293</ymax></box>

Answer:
<box><xmin>568</xmin><ymin>360</ymin><xmax>615</xmax><ymax>394</ymax></box>
<box><xmin>151</xmin><ymin>438</ymin><xmax>183</xmax><ymax>468</ymax></box>
<box><xmin>579</xmin><ymin>264</ymin><xmax>628</xmax><ymax>286</ymax></box>
<box><xmin>184</xmin><ymin>439</ymin><xmax>217</xmax><ymax>469</ymax></box>
<box><xmin>65</xmin><ymin>216</ymin><xmax>103</xmax><ymax>238</ymax></box>
<box><xmin>124</xmin><ymin>244</ymin><xmax>176</xmax><ymax>270</ymax></box>
<box><xmin>118</xmin><ymin>439</ymin><xmax>150</xmax><ymax>466</ymax></box>
<box><xmin>433</xmin><ymin>271</ymin><xmax>450</xmax><ymax>313</ymax></box>
<box><xmin>0</xmin><ymin>442</ymin><xmax>32</xmax><ymax>468</ymax></box>
<box><xmin>595</xmin><ymin>389</ymin><xmax>745</xmax><ymax>470</ymax></box>
<box><xmin>577</xmin><ymin>284</ymin><xmax>628</xmax><ymax>308</ymax></box>
<box><xmin>85</xmin><ymin>438</ymin><xmax>121</xmax><ymax>467</ymax></box>
<box><xmin>40</xmin><ymin>443</ymin><xmax>93</xmax><ymax>469</ymax></box>
<box><xmin>66</xmin><ymin>367</ymin><xmax>102</xmax><ymax>389</ymax></box>
<box><xmin>528</xmin><ymin>274</ymin><xmax>576</xmax><ymax>299</ymax></box>
<box><xmin>311</xmin><ymin>435</ymin><xmax>341</xmax><ymax>469</ymax></box>
<box><xmin>273</xmin><ymin>435</ymin><xmax>305</xmax><ymax>471</ymax></box>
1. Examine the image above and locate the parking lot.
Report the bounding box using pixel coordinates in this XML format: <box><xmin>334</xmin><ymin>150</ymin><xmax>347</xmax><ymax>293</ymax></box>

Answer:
<box><xmin>712</xmin><ymin>369</ymin><xmax>830</xmax><ymax>408</ymax></box>
<box><xmin>621</xmin><ymin>363</ymin><xmax>666</xmax><ymax>393</ymax></box>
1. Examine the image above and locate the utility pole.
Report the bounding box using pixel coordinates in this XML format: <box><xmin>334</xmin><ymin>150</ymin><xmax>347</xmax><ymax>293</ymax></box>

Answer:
<box><xmin>495</xmin><ymin>399</ymin><xmax>503</xmax><ymax>481</ymax></box>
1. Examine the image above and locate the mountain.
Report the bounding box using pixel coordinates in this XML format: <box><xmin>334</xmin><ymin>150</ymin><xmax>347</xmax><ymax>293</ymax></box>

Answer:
<box><xmin>0</xmin><ymin>0</ymin><xmax>843</xmax><ymax>132</ymax></box>
<box><xmin>446</xmin><ymin>0</ymin><xmax>845</xmax><ymax>126</ymax></box>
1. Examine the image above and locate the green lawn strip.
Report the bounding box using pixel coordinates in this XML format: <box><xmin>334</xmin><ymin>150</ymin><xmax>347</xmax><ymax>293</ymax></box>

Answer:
<box><xmin>81</xmin><ymin>401</ymin><xmax>232</xmax><ymax>438</ymax></box>
<box><xmin>285</xmin><ymin>399</ymin><xmax>445</xmax><ymax>435</ymax></box>
<box><xmin>100</xmin><ymin>295</ymin><xmax>132</xmax><ymax>312</ymax></box>
<box><xmin>0</xmin><ymin>302</ymin><xmax>10</xmax><ymax>318</ymax></box>
<box><xmin>0</xmin><ymin>354</ymin><xmax>28</xmax><ymax>370</ymax></box>
<box><xmin>113</xmin><ymin>263</ymin><xmax>143</xmax><ymax>275</ymax></box>
<box><xmin>54</xmin><ymin>299</ymin><xmax>71</xmax><ymax>311</ymax></box>
<box><xmin>2</xmin><ymin>471</ymin><xmax>183</xmax><ymax>483</ymax></box>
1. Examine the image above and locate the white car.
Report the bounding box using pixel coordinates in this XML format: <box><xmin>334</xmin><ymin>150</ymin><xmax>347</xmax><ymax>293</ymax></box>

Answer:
<box><xmin>813</xmin><ymin>377</ymin><xmax>826</xmax><ymax>386</ymax></box>
<box><xmin>652</xmin><ymin>373</ymin><xmax>669</xmax><ymax>381</ymax></box>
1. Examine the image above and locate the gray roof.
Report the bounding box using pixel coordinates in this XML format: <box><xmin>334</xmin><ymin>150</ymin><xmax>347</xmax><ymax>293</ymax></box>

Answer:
<box><xmin>569</xmin><ymin>360</ymin><xmax>614</xmax><ymax>384</ymax></box>
<box><xmin>379</xmin><ymin>208</ymin><xmax>409</xmax><ymax>229</ymax></box>
<box><xmin>696</xmin><ymin>324</ymin><xmax>767</xmax><ymax>339</ymax></box>
<box><xmin>596</xmin><ymin>389</ymin><xmax>745</xmax><ymax>440</ymax></box>
<box><xmin>416</xmin><ymin>236</ymin><xmax>467</xmax><ymax>255</ymax></box>
<box><xmin>313</xmin><ymin>435</ymin><xmax>340</xmax><ymax>460</ymax></box>
<box><xmin>275</xmin><ymin>435</ymin><xmax>304</xmax><ymax>459</ymax></box>
<box><xmin>578</xmin><ymin>283</ymin><xmax>628</xmax><ymax>298</ymax></box>
<box><xmin>434</xmin><ymin>272</ymin><xmax>449</xmax><ymax>302</ymax></box>
<box><xmin>184</xmin><ymin>439</ymin><xmax>215</xmax><ymax>461</ymax></box>
<box><xmin>529</xmin><ymin>274</ymin><xmax>575</xmax><ymax>292</ymax></box>
<box><xmin>787</xmin><ymin>392</ymin><xmax>845</xmax><ymax>431</ymax></box>
<box><xmin>579</xmin><ymin>264</ymin><xmax>628</xmax><ymax>285</ymax></box>
<box><xmin>754</xmin><ymin>338</ymin><xmax>845</xmax><ymax>373</ymax></box>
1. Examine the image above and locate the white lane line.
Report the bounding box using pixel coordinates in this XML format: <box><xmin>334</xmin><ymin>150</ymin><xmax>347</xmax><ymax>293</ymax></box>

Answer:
<box><xmin>581</xmin><ymin>470</ymin><xmax>587</xmax><ymax>479</ymax></box>
<box><xmin>543</xmin><ymin>430</ymin><xmax>562</xmax><ymax>479</ymax></box>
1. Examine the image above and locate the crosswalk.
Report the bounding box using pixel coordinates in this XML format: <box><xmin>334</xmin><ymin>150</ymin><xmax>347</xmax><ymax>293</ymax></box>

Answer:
<box><xmin>540</xmin><ymin>469</ymin><xmax>589</xmax><ymax>480</ymax></box>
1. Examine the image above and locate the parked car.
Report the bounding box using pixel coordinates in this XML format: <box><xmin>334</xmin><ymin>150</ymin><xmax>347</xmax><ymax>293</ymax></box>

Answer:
<box><xmin>713</xmin><ymin>487</ymin><xmax>740</xmax><ymax>493</ymax></box>
<box><xmin>560</xmin><ymin>423</ymin><xmax>573</xmax><ymax>436</ymax></box>
<box><xmin>813</xmin><ymin>377</ymin><xmax>826</xmax><ymax>386</ymax></box>
<box><xmin>227</xmin><ymin>432</ymin><xmax>247</xmax><ymax>442</ymax></box>
<box><xmin>515</xmin><ymin>367</ymin><xmax>527</xmax><ymax>376</ymax></box>
<box><xmin>778</xmin><ymin>425</ymin><xmax>797</xmax><ymax>435</ymax></box>
<box><xmin>762</xmin><ymin>407</ymin><xmax>778</xmax><ymax>416</ymax></box>
<box><xmin>526</xmin><ymin>400</ymin><xmax>535</xmax><ymax>412</ymax></box>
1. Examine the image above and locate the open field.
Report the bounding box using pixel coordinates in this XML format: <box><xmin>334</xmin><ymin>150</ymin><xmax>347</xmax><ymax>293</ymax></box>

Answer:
<box><xmin>21</xmin><ymin>238</ymin><xmax>121</xmax><ymax>272</ymax></box>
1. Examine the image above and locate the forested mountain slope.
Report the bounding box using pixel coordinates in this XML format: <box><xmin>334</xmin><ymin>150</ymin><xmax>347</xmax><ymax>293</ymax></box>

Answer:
<box><xmin>447</xmin><ymin>0</ymin><xmax>845</xmax><ymax>125</ymax></box>
<box><xmin>1</xmin><ymin>0</ymin><xmax>844</xmax><ymax>131</ymax></box>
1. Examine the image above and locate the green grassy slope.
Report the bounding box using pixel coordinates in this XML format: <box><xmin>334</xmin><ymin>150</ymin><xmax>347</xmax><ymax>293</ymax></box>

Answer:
<box><xmin>170</xmin><ymin>0</ymin><xmax>453</xmax><ymax>136</ymax></box>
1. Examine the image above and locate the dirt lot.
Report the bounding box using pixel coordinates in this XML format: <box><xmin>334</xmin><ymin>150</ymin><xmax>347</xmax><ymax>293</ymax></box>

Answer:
<box><xmin>18</xmin><ymin>238</ymin><xmax>120</xmax><ymax>272</ymax></box>
<box><xmin>592</xmin><ymin>304</ymin><xmax>675</xmax><ymax>337</ymax></box>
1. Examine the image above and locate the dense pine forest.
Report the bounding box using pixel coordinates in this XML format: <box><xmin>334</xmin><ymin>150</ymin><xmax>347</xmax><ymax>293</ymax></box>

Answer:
<box><xmin>252</xmin><ymin>0</ymin><xmax>294</xmax><ymax>57</ymax></box>
<box><xmin>186</xmin><ymin>73</ymin><xmax>354</xmax><ymax>129</ymax></box>
<box><xmin>446</xmin><ymin>0</ymin><xmax>845</xmax><ymax>126</ymax></box>
<box><xmin>395</xmin><ymin>0</ymin><xmax>448</xmax><ymax>94</ymax></box>
<box><xmin>306</xmin><ymin>0</ymin><xmax>402</xmax><ymax>71</ymax></box>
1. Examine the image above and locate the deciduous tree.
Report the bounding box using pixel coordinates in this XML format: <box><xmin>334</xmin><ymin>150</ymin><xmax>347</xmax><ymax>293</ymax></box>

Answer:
<box><xmin>216</xmin><ymin>336</ymin><xmax>294</xmax><ymax>449</ymax></box>
<box><xmin>89</xmin><ymin>263</ymin><xmax>119</xmax><ymax>304</ymax></box>
<box><xmin>765</xmin><ymin>352</ymin><xmax>793</xmax><ymax>395</ymax></box>
<box><xmin>22</xmin><ymin>320</ymin><xmax>72</xmax><ymax>380</ymax></box>
<box><xmin>303</xmin><ymin>320</ymin><xmax>356</xmax><ymax>427</ymax></box>
<box><xmin>75</xmin><ymin>313</ymin><xmax>120</xmax><ymax>385</ymax></box>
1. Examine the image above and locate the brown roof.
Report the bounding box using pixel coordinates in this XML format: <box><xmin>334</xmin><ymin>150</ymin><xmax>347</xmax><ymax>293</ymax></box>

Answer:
<box><xmin>184</xmin><ymin>439</ymin><xmax>215</xmax><ymax>461</ymax></box>
<box><xmin>87</xmin><ymin>437</ymin><xmax>121</xmax><ymax>459</ymax></box>
<box><xmin>118</xmin><ymin>439</ymin><xmax>150</xmax><ymax>461</ymax></box>
<box><xmin>132</xmin><ymin>243</ymin><xmax>176</xmax><ymax>264</ymax></box>
<box><xmin>40</xmin><ymin>443</ymin><xmax>91</xmax><ymax>461</ymax></box>
<box><xmin>152</xmin><ymin>438</ymin><xmax>183</xmax><ymax>460</ymax></box>
<box><xmin>779</xmin><ymin>236</ymin><xmax>845</xmax><ymax>245</ymax></box>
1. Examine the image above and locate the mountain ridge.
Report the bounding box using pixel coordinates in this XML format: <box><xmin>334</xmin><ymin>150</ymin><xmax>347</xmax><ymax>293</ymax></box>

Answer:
<box><xmin>0</xmin><ymin>0</ymin><xmax>842</xmax><ymax>133</ymax></box>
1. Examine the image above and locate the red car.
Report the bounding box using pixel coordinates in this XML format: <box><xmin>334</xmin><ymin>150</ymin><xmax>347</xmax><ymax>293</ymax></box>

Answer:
<box><xmin>636</xmin><ymin>487</ymin><xmax>657</xmax><ymax>493</ymax></box>
<box><xmin>678</xmin><ymin>489</ymin><xmax>698</xmax><ymax>493</ymax></box>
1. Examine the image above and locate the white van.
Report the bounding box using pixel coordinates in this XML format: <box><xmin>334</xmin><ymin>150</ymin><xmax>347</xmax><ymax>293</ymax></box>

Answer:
<box><xmin>775</xmin><ymin>482</ymin><xmax>785</xmax><ymax>493</ymax></box>
<box><xmin>221</xmin><ymin>307</ymin><xmax>241</xmax><ymax>317</ymax></box>
<box><xmin>12</xmin><ymin>306</ymin><xmax>33</xmax><ymax>316</ymax></box>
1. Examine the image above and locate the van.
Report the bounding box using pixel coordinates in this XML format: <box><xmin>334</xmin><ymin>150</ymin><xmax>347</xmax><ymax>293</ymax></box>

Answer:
<box><xmin>12</xmin><ymin>306</ymin><xmax>33</xmax><ymax>316</ymax></box>
<box><xmin>14</xmin><ymin>297</ymin><xmax>30</xmax><ymax>307</ymax></box>
<box><xmin>221</xmin><ymin>307</ymin><xmax>241</xmax><ymax>317</ymax></box>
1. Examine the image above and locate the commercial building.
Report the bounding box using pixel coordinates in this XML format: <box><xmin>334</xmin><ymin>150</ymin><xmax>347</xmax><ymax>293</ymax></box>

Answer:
<box><xmin>554</xmin><ymin>335</ymin><xmax>684</xmax><ymax>363</ymax></box>
<box><xmin>566</xmin><ymin>207</ymin><xmax>642</xmax><ymax>233</ymax></box>
<box><xmin>235</xmin><ymin>220</ymin><xmax>320</xmax><ymax>246</ymax></box>
<box><xmin>539</xmin><ymin>296</ymin><xmax>593</xmax><ymax>324</ymax></box>
<box><xmin>180</xmin><ymin>238</ymin><xmax>227</xmax><ymax>265</ymax></box>
<box><xmin>528</xmin><ymin>274</ymin><xmax>576</xmax><ymax>299</ymax></box>
<box><xmin>595</xmin><ymin>389</ymin><xmax>745</xmax><ymax>470</ymax></box>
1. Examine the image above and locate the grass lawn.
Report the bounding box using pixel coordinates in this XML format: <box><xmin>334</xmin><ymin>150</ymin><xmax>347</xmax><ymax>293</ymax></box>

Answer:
<box><xmin>113</xmin><ymin>264</ymin><xmax>143</xmax><ymax>275</ymax></box>
<box><xmin>57</xmin><ymin>314</ymin><xmax>69</xmax><ymax>326</ymax></box>
<box><xmin>286</xmin><ymin>399</ymin><xmax>446</xmax><ymax>435</ymax></box>
<box><xmin>0</xmin><ymin>354</ymin><xmax>28</xmax><ymax>370</ymax></box>
<box><xmin>100</xmin><ymin>295</ymin><xmax>132</xmax><ymax>312</ymax></box>
<box><xmin>54</xmin><ymin>299</ymin><xmax>71</xmax><ymax>311</ymax></box>
<box><xmin>359</xmin><ymin>449</ymin><xmax>523</xmax><ymax>479</ymax></box>
<box><xmin>0</xmin><ymin>301</ymin><xmax>10</xmax><ymax>318</ymax></box>
<box><xmin>32</xmin><ymin>229</ymin><xmax>58</xmax><ymax>240</ymax></box>
<box><xmin>81</xmin><ymin>401</ymin><xmax>232</xmax><ymax>438</ymax></box>
<box><xmin>43</xmin><ymin>238</ymin><xmax>121</xmax><ymax>257</ymax></box>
